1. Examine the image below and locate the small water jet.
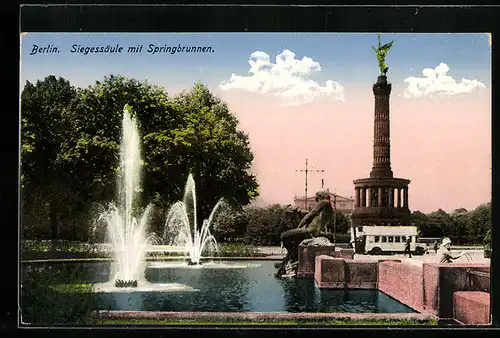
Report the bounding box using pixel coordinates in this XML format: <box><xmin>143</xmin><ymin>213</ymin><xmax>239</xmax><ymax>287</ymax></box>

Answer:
<box><xmin>95</xmin><ymin>105</ymin><xmax>156</xmax><ymax>287</ymax></box>
<box><xmin>163</xmin><ymin>173</ymin><xmax>225</xmax><ymax>265</ymax></box>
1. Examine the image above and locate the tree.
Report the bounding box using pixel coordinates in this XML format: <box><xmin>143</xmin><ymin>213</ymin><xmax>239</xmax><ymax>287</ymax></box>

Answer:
<box><xmin>484</xmin><ymin>229</ymin><xmax>491</xmax><ymax>244</ymax></box>
<box><xmin>21</xmin><ymin>75</ymin><xmax>259</xmax><ymax>241</ymax></box>
<box><xmin>211</xmin><ymin>205</ymin><xmax>249</xmax><ymax>243</ymax></box>
<box><xmin>21</xmin><ymin>76</ymin><xmax>79</xmax><ymax>239</ymax></box>
<box><xmin>412</xmin><ymin>210</ymin><xmax>443</xmax><ymax>238</ymax></box>
<box><xmin>466</xmin><ymin>202</ymin><xmax>491</xmax><ymax>239</ymax></box>
<box><xmin>141</xmin><ymin>82</ymin><xmax>259</xmax><ymax>223</ymax></box>
<box><xmin>243</xmin><ymin>204</ymin><xmax>296</xmax><ymax>246</ymax></box>
<box><xmin>426</xmin><ymin>209</ymin><xmax>453</xmax><ymax>237</ymax></box>
<box><xmin>328</xmin><ymin>211</ymin><xmax>349</xmax><ymax>234</ymax></box>
<box><xmin>450</xmin><ymin>209</ymin><xmax>469</xmax><ymax>243</ymax></box>
<box><xmin>58</xmin><ymin>75</ymin><xmax>172</xmax><ymax>205</ymax></box>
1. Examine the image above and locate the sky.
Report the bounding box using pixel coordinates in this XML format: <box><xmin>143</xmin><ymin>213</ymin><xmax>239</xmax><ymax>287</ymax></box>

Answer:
<box><xmin>19</xmin><ymin>33</ymin><xmax>492</xmax><ymax>213</ymax></box>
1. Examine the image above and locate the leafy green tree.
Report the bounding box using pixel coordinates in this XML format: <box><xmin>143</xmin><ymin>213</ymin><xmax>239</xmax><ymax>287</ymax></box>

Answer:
<box><xmin>243</xmin><ymin>204</ymin><xmax>296</xmax><ymax>246</ymax></box>
<box><xmin>211</xmin><ymin>205</ymin><xmax>249</xmax><ymax>243</ymax></box>
<box><xmin>21</xmin><ymin>76</ymin><xmax>79</xmax><ymax>239</ymax></box>
<box><xmin>22</xmin><ymin>75</ymin><xmax>259</xmax><ymax>241</ymax></box>
<box><xmin>450</xmin><ymin>209</ymin><xmax>469</xmax><ymax>243</ymax></box>
<box><xmin>466</xmin><ymin>202</ymin><xmax>491</xmax><ymax>238</ymax></box>
<box><xmin>58</xmin><ymin>75</ymin><xmax>172</xmax><ymax>206</ymax></box>
<box><xmin>328</xmin><ymin>210</ymin><xmax>349</xmax><ymax>234</ymax></box>
<box><xmin>484</xmin><ymin>229</ymin><xmax>491</xmax><ymax>244</ymax></box>
<box><xmin>412</xmin><ymin>210</ymin><xmax>443</xmax><ymax>238</ymax></box>
<box><xmin>142</xmin><ymin>82</ymin><xmax>259</xmax><ymax>223</ymax></box>
<box><xmin>426</xmin><ymin>209</ymin><xmax>453</xmax><ymax>237</ymax></box>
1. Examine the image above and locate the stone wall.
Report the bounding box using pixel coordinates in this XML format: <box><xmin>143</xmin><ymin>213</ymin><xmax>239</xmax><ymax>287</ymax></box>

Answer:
<box><xmin>453</xmin><ymin>291</ymin><xmax>491</xmax><ymax>325</ymax></box>
<box><xmin>313</xmin><ymin>256</ymin><xmax>491</xmax><ymax>324</ymax></box>
<box><xmin>314</xmin><ymin>256</ymin><xmax>378</xmax><ymax>289</ymax></box>
<box><xmin>422</xmin><ymin>263</ymin><xmax>490</xmax><ymax>319</ymax></box>
<box><xmin>378</xmin><ymin>261</ymin><xmax>425</xmax><ymax>313</ymax></box>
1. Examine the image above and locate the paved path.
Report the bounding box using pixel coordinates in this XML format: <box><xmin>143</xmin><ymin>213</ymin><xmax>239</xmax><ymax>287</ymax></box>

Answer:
<box><xmin>93</xmin><ymin>244</ymin><xmax>489</xmax><ymax>265</ymax></box>
<box><xmin>354</xmin><ymin>250</ymin><xmax>489</xmax><ymax>266</ymax></box>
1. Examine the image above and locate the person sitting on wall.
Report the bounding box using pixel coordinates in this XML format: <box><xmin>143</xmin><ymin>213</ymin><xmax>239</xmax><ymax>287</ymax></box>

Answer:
<box><xmin>437</xmin><ymin>237</ymin><xmax>464</xmax><ymax>263</ymax></box>
<box><xmin>275</xmin><ymin>191</ymin><xmax>334</xmax><ymax>277</ymax></box>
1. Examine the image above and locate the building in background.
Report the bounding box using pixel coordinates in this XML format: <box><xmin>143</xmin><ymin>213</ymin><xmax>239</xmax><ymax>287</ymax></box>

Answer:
<box><xmin>293</xmin><ymin>190</ymin><xmax>355</xmax><ymax>215</ymax></box>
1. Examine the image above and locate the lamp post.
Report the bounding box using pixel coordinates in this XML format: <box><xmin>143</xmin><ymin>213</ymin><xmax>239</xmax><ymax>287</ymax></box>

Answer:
<box><xmin>295</xmin><ymin>158</ymin><xmax>325</xmax><ymax>210</ymax></box>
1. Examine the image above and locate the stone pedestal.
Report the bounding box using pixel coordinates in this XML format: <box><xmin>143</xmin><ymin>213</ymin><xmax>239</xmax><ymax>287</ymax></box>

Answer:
<box><xmin>297</xmin><ymin>236</ymin><xmax>355</xmax><ymax>277</ymax></box>
<box><xmin>297</xmin><ymin>244</ymin><xmax>336</xmax><ymax>277</ymax></box>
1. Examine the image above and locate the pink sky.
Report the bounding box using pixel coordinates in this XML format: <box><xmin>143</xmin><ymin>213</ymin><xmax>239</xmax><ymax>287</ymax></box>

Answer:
<box><xmin>217</xmin><ymin>89</ymin><xmax>491</xmax><ymax>213</ymax></box>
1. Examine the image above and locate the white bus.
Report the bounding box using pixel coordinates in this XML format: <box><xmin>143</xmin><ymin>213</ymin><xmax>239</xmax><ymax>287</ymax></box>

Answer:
<box><xmin>352</xmin><ymin>225</ymin><xmax>426</xmax><ymax>255</ymax></box>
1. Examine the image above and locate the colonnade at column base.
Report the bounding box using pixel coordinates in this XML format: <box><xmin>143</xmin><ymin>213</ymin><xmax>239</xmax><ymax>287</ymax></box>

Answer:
<box><xmin>351</xmin><ymin>176</ymin><xmax>411</xmax><ymax>227</ymax></box>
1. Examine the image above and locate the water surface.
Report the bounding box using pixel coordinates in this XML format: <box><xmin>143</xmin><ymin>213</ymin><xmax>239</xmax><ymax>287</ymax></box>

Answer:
<box><xmin>22</xmin><ymin>260</ymin><xmax>416</xmax><ymax>313</ymax></box>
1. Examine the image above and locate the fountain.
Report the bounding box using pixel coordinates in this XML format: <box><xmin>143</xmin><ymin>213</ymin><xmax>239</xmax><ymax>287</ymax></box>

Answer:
<box><xmin>163</xmin><ymin>173</ymin><xmax>224</xmax><ymax>265</ymax></box>
<box><xmin>96</xmin><ymin>104</ymin><xmax>155</xmax><ymax>287</ymax></box>
<box><xmin>91</xmin><ymin>105</ymin><xmax>251</xmax><ymax>293</ymax></box>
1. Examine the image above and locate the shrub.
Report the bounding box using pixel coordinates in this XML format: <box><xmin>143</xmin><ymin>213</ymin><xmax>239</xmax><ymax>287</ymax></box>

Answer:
<box><xmin>217</xmin><ymin>243</ymin><xmax>266</xmax><ymax>257</ymax></box>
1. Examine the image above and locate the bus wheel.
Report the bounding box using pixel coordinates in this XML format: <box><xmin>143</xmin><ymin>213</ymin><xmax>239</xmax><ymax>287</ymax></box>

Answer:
<box><xmin>371</xmin><ymin>247</ymin><xmax>382</xmax><ymax>255</ymax></box>
<box><xmin>415</xmin><ymin>247</ymin><xmax>425</xmax><ymax>255</ymax></box>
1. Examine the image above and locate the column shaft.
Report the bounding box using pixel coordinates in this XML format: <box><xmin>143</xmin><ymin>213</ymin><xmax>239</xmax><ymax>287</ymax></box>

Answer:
<box><xmin>403</xmin><ymin>187</ymin><xmax>408</xmax><ymax>208</ymax></box>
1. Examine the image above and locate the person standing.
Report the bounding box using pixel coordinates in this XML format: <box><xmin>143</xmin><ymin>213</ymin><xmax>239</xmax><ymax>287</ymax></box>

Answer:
<box><xmin>404</xmin><ymin>238</ymin><xmax>412</xmax><ymax>258</ymax></box>
<box><xmin>433</xmin><ymin>240</ymin><xmax>439</xmax><ymax>254</ymax></box>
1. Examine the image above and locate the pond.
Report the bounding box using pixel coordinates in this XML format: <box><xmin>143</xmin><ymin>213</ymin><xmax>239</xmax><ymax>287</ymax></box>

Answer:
<box><xmin>21</xmin><ymin>260</ymin><xmax>416</xmax><ymax>321</ymax></box>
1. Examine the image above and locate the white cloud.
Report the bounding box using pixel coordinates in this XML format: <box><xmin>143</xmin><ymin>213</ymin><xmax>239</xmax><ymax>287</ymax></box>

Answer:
<box><xmin>219</xmin><ymin>49</ymin><xmax>344</xmax><ymax>106</ymax></box>
<box><xmin>403</xmin><ymin>63</ymin><xmax>485</xmax><ymax>98</ymax></box>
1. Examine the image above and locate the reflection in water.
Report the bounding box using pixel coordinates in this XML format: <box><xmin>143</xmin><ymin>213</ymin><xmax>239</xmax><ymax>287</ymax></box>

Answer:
<box><xmin>143</xmin><ymin>264</ymin><xmax>253</xmax><ymax>311</ymax></box>
<box><xmin>279</xmin><ymin>279</ymin><xmax>404</xmax><ymax>313</ymax></box>
<box><xmin>23</xmin><ymin>261</ymin><xmax>416</xmax><ymax>313</ymax></box>
<box><xmin>280</xmin><ymin>278</ymin><xmax>322</xmax><ymax>312</ymax></box>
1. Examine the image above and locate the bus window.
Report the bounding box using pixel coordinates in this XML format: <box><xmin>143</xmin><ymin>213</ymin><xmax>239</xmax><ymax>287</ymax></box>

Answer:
<box><xmin>395</xmin><ymin>236</ymin><xmax>401</xmax><ymax>243</ymax></box>
<box><xmin>402</xmin><ymin>236</ymin><xmax>406</xmax><ymax>242</ymax></box>
<box><xmin>374</xmin><ymin>236</ymin><xmax>380</xmax><ymax>242</ymax></box>
<box><xmin>381</xmin><ymin>236</ymin><xmax>387</xmax><ymax>243</ymax></box>
<box><xmin>357</xmin><ymin>227</ymin><xmax>363</xmax><ymax>232</ymax></box>
<box><xmin>388</xmin><ymin>236</ymin><xmax>394</xmax><ymax>243</ymax></box>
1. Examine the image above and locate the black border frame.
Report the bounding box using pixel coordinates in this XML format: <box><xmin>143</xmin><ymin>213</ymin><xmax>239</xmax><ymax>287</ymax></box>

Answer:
<box><xmin>7</xmin><ymin>3</ymin><xmax>500</xmax><ymax>338</ymax></box>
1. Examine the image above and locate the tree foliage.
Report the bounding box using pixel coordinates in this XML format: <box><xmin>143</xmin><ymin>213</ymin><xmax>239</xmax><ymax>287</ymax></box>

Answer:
<box><xmin>412</xmin><ymin>202</ymin><xmax>491</xmax><ymax>244</ymax></box>
<box><xmin>243</xmin><ymin>204</ymin><xmax>297</xmax><ymax>246</ymax></box>
<box><xmin>21</xmin><ymin>76</ymin><xmax>82</xmax><ymax>239</ymax></box>
<box><xmin>20</xmin><ymin>75</ymin><xmax>259</xmax><ymax>241</ymax></box>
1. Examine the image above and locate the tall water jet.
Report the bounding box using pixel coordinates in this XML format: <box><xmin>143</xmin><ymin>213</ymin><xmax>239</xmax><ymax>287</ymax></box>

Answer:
<box><xmin>163</xmin><ymin>174</ymin><xmax>225</xmax><ymax>265</ymax></box>
<box><xmin>97</xmin><ymin>104</ymin><xmax>155</xmax><ymax>287</ymax></box>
